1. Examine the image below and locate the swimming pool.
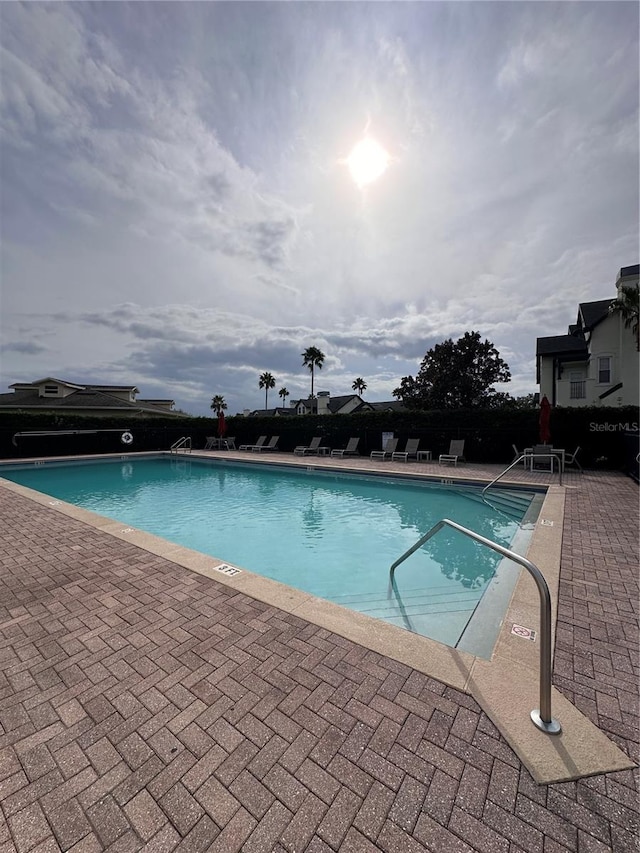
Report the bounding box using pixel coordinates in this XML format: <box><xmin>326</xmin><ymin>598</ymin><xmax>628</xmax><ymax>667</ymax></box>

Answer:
<box><xmin>1</xmin><ymin>455</ymin><xmax>542</xmax><ymax>653</ymax></box>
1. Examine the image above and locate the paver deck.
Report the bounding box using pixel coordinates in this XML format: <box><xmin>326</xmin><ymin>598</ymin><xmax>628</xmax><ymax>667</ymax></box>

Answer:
<box><xmin>0</xmin><ymin>457</ymin><xmax>637</xmax><ymax>852</ymax></box>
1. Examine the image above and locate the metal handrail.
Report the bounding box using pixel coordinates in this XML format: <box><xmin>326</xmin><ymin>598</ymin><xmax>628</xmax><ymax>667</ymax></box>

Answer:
<box><xmin>170</xmin><ymin>436</ymin><xmax>192</xmax><ymax>454</ymax></box>
<box><xmin>390</xmin><ymin>518</ymin><xmax>561</xmax><ymax>734</ymax></box>
<box><xmin>483</xmin><ymin>453</ymin><xmax>562</xmax><ymax>495</ymax></box>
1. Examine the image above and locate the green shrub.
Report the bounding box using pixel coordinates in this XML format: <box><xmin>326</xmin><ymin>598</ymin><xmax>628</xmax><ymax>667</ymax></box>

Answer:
<box><xmin>1</xmin><ymin>405</ymin><xmax>637</xmax><ymax>468</ymax></box>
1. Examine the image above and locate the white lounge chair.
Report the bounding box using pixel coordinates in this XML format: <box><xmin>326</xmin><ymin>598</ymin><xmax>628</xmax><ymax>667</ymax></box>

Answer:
<box><xmin>240</xmin><ymin>435</ymin><xmax>267</xmax><ymax>451</ymax></box>
<box><xmin>253</xmin><ymin>435</ymin><xmax>279</xmax><ymax>452</ymax></box>
<box><xmin>564</xmin><ymin>446</ymin><xmax>582</xmax><ymax>472</ymax></box>
<box><xmin>511</xmin><ymin>443</ymin><xmax>525</xmax><ymax>466</ymax></box>
<box><xmin>371</xmin><ymin>438</ymin><xmax>398</xmax><ymax>461</ymax></box>
<box><xmin>439</xmin><ymin>440</ymin><xmax>465</xmax><ymax>466</ymax></box>
<box><xmin>331</xmin><ymin>437</ymin><xmax>360</xmax><ymax>458</ymax></box>
<box><xmin>391</xmin><ymin>438</ymin><xmax>420</xmax><ymax>462</ymax></box>
<box><xmin>294</xmin><ymin>437</ymin><xmax>322</xmax><ymax>456</ymax></box>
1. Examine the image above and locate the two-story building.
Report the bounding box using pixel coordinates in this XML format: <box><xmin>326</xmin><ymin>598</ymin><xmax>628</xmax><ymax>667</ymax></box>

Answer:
<box><xmin>0</xmin><ymin>377</ymin><xmax>180</xmax><ymax>416</ymax></box>
<box><xmin>247</xmin><ymin>391</ymin><xmax>404</xmax><ymax>417</ymax></box>
<box><xmin>536</xmin><ymin>264</ymin><xmax>639</xmax><ymax>407</ymax></box>
<box><xmin>291</xmin><ymin>391</ymin><xmax>374</xmax><ymax>416</ymax></box>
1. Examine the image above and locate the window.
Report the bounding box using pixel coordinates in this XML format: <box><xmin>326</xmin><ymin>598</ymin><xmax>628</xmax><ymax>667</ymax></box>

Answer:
<box><xmin>43</xmin><ymin>384</ymin><xmax>58</xmax><ymax>396</ymax></box>
<box><xmin>569</xmin><ymin>371</ymin><xmax>585</xmax><ymax>399</ymax></box>
<box><xmin>598</xmin><ymin>357</ymin><xmax>611</xmax><ymax>384</ymax></box>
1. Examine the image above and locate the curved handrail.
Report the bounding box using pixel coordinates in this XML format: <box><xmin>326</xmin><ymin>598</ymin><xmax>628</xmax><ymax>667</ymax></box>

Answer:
<box><xmin>390</xmin><ymin>518</ymin><xmax>561</xmax><ymax>734</ymax></box>
<box><xmin>170</xmin><ymin>436</ymin><xmax>192</xmax><ymax>454</ymax></box>
<box><xmin>483</xmin><ymin>453</ymin><xmax>562</xmax><ymax>495</ymax></box>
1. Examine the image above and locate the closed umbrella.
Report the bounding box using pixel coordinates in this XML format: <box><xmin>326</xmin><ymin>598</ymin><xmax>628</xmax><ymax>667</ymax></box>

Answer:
<box><xmin>217</xmin><ymin>410</ymin><xmax>226</xmax><ymax>440</ymax></box>
<box><xmin>539</xmin><ymin>395</ymin><xmax>551</xmax><ymax>444</ymax></box>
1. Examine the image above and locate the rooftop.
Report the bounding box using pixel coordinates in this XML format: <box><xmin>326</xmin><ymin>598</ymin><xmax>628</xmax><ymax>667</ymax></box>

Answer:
<box><xmin>535</xmin><ymin>334</ymin><xmax>588</xmax><ymax>357</ymax></box>
<box><xmin>578</xmin><ymin>298</ymin><xmax>614</xmax><ymax>331</ymax></box>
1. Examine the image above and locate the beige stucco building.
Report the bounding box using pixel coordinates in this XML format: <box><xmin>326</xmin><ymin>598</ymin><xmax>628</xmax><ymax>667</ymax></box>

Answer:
<box><xmin>536</xmin><ymin>265</ymin><xmax>639</xmax><ymax>408</ymax></box>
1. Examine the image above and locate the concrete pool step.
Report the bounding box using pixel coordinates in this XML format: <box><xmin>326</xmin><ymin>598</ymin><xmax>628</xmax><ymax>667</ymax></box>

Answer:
<box><xmin>324</xmin><ymin>585</ymin><xmax>482</xmax><ymax>618</ymax></box>
<box><xmin>321</xmin><ymin>585</ymin><xmax>480</xmax><ymax>648</ymax></box>
<box><xmin>450</xmin><ymin>486</ymin><xmax>534</xmax><ymax>520</ymax></box>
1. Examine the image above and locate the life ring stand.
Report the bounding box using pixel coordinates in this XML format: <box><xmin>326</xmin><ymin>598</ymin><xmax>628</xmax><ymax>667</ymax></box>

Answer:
<box><xmin>121</xmin><ymin>431</ymin><xmax>134</xmax><ymax>446</ymax></box>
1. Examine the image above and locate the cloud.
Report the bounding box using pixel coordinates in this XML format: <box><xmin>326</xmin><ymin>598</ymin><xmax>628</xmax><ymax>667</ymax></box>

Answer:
<box><xmin>0</xmin><ymin>341</ymin><xmax>48</xmax><ymax>355</ymax></box>
<box><xmin>0</xmin><ymin>2</ymin><xmax>637</xmax><ymax>415</ymax></box>
<box><xmin>1</xmin><ymin>2</ymin><xmax>303</xmax><ymax>281</ymax></box>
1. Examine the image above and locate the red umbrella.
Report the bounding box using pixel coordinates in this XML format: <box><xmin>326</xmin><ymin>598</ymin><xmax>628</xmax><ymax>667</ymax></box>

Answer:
<box><xmin>539</xmin><ymin>395</ymin><xmax>551</xmax><ymax>444</ymax></box>
<box><xmin>217</xmin><ymin>410</ymin><xmax>226</xmax><ymax>438</ymax></box>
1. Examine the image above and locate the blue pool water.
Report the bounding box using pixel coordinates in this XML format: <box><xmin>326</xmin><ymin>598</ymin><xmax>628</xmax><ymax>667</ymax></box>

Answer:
<box><xmin>1</xmin><ymin>456</ymin><xmax>540</xmax><ymax>650</ymax></box>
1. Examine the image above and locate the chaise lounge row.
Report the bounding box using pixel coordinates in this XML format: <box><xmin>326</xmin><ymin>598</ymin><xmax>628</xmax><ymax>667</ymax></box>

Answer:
<box><xmin>369</xmin><ymin>438</ymin><xmax>464</xmax><ymax>465</ymax></box>
<box><xmin>233</xmin><ymin>435</ymin><xmax>465</xmax><ymax>464</ymax></box>
<box><xmin>234</xmin><ymin>435</ymin><xmax>361</xmax><ymax>457</ymax></box>
<box><xmin>293</xmin><ymin>436</ymin><xmax>362</xmax><ymax>457</ymax></box>
<box><xmin>238</xmin><ymin>435</ymin><xmax>280</xmax><ymax>452</ymax></box>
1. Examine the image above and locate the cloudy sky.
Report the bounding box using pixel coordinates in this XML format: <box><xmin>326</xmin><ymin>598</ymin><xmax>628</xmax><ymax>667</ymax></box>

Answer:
<box><xmin>1</xmin><ymin>2</ymin><xmax>638</xmax><ymax>416</ymax></box>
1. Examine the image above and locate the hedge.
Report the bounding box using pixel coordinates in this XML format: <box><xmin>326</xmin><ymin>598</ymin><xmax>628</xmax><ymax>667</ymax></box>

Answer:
<box><xmin>1</xmin><ymin>406</ymin><xmax>637</xmax><ymax>470</ymax></box>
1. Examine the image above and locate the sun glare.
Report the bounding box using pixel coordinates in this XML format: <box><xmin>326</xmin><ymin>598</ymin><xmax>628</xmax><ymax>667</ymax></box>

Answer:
<box><xmin>346</xmin><ymin>137</ymin><xmax>391</xmax><ymax>188</ymax></box>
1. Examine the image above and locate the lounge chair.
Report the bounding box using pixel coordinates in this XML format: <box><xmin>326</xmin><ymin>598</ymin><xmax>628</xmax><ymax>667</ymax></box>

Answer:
<box><xmin>294</xmin><ymin>437</ymin><xmax>322</xmax><ymax>456</ymax></box>
<box><xmin>330</xmin><ymin>437</ymin><xmax>360</xmax><ymax>458</ymax></box>
<box><xmin>439</xmin><ymin>440</ymin><xmax>465</xmax><ymax>466</ymax></box>
<box><xmin>564</xmin><ymin>446</ymin><xmax>582</xmax><ymax>472</ymax></box>
<box><xmin>253</xmin><ymin>435</ymin><xmax>279</xmax><ymax>452</ymax></box>
<box><xmin>511</xmin><ymin>443</ymin><xmax>525</xmax><ymax>466</ymax></box>
<box><xmin>371</xmin><ymin>437</ymin><xmax>398</xmax><ymax>461</ymax></box>
<box><xmin>391</xmin><ymin>438</ymin><xmax>420</xmax><ymax>462</ymax></box>
<box><xmin>239</xmin><ymin>435</ymin><xmax>267</xmax><ymax>451</ymax></box>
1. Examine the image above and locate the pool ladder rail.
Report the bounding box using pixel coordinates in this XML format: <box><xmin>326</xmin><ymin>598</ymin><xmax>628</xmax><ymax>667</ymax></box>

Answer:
<box><xmin>390</xmin><ymin>518</ymin><xmax>561</xmax><ymax>735</ymax></box>
<box><xmin>483</xmin><ymin>454</ymin><xmax>563</xmax><ymax>496</ymax></box>
<box><xmin>170</xmin><ymin>436</ymin><xmax>192</xmax><ymax>454</ymax></box>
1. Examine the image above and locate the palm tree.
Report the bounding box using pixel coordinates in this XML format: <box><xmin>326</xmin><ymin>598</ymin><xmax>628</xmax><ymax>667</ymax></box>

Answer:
<box><xmin>278</xmin><ymin>387</ymin><xmax>289</xmax><ymax>407</ymax></box>
<box><xmin>352</xmin><ymin>377</ymin><xmax>367</xmax><ymax>396</ymax></box>
<box><xmin>301</xmin><ymin>346</ymin><xmax>325</xmax><ymax>398</ymax></box>
<box><xmin>609</xmin><ymin>285</ymin><xmax>639</xmax><ymax>350</ymax></box>
<box><xmin>259</xmin><ymin>371</ymin><xmax>276</xmax><ymax>410</ymax></box>
<box><xmin>210</xmin><ymin>395</ymin><xmax>227</xmax><ymax>415</ymax></box>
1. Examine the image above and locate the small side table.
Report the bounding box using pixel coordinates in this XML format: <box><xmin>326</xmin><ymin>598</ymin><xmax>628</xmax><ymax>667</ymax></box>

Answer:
<box><xmin>417</xmin><ymin>450</ymin><xmax>432</xmax><ymax>462</ymax></box>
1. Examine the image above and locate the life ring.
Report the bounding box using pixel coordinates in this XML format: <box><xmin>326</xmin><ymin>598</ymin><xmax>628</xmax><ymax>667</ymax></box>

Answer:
<box><xmin>121</xmin><ymin>431</ymin><xmax>134</xmax><ymax>446</ymax></box>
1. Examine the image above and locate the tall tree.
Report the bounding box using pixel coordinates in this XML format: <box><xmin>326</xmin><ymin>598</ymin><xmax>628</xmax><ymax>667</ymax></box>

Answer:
<box><xmin>278</xmin><ymin>386</ymin><xmax>289</xmax><ymax>406</ymax></box>
<box><xmin>210</xmin><ymin>395</ymin><xmax>227</xmax><ymax>414</ymax></box>
<box><xmin>352</xmin><ymin>378</ymin><xmax>367</xmax><ymax>396</ymax></box>
<box><xmin>259</xmin><ymin>371</ymin><xmax>276</xmax><ymax>410</ymax></box>
<box><xmin>609</xmin><ymin>285</ymin><xmax>639</xmax><ymax>350</ymax></box>
<box><xmin>393</xmin><ymin>331</ymin><xmax>511</xmax><ymax>409</ymax></box>
<box><xmin>301</xmin><ymin>346</ymin><xmax>325</xmax><ymax>398</ymax></box>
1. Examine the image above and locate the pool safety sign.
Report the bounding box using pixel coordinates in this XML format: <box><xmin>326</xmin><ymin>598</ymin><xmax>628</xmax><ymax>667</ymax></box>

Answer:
<box><xmin>214</xmin><ymin>564</ymin><xmax>242</xmax><ymax>577</ymax></box>
<box><xmin>511</xmin><ymin>624</ymin><xmax>537</xmax><ymax>641</ymax></box>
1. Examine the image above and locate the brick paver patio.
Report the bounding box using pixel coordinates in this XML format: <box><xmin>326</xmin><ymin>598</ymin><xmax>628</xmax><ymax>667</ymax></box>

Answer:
<box><xmin>0</xmin><ymin>462</ymin><xmax>637</xmax><ymax>852</ymax></box>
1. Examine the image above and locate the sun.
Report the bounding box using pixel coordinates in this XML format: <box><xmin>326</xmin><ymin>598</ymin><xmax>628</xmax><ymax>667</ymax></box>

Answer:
<box><xmin>346</xmin><ymin>136</ymin><xmax>391</xmax><ymax>188</ymax></box>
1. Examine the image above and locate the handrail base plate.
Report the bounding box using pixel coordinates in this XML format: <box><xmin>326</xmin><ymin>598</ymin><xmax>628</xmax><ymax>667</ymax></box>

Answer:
<box><xmin>531</xmin><ymin>710</ymin><xmax>562</xmax><ymax>735</ymax></box>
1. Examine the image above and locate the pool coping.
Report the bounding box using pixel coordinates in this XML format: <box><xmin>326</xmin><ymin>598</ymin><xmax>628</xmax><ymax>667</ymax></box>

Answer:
<box><xmin>0</xmin><ymin>450</ymin><xmax>633</xmax><ymax>784</ymax></box>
